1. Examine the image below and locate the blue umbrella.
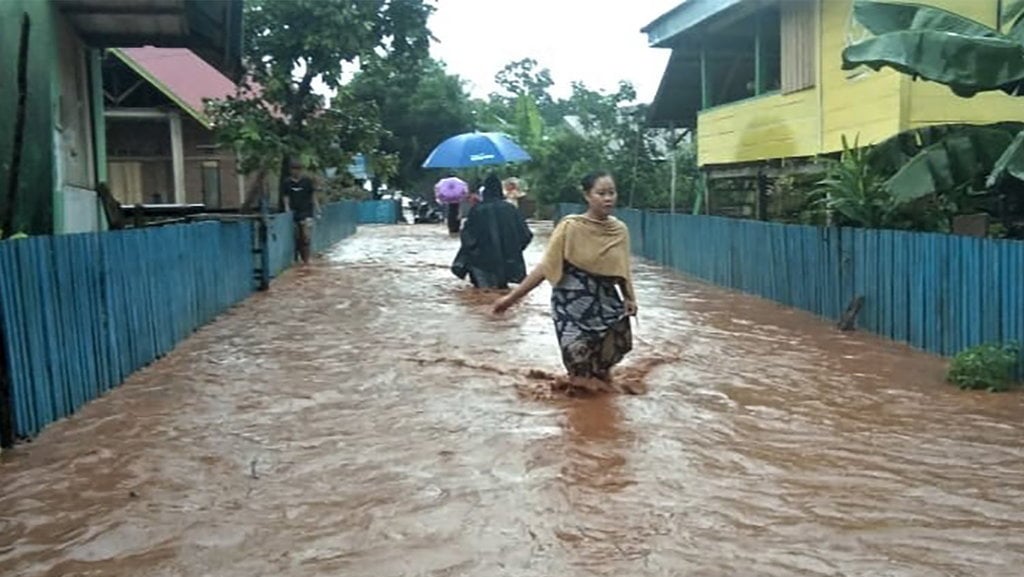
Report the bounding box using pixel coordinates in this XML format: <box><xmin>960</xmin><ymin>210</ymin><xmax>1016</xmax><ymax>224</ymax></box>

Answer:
<box><xmin>421</xmin><ymin>131</ymin><xmax>531</xmax><ymax>169</ymax></box>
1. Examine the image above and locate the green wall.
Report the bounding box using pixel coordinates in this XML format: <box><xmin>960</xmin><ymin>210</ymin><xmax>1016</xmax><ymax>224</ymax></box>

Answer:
<box><xmin>0</xmin><ymin>0</ymin><xmax>58</xmax><ymax>236</ymax></box>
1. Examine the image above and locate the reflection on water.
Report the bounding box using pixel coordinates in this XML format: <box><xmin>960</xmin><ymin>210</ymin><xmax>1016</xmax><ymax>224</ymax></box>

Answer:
<box><xmin>2</xmin><ymin>222</ymin><xmax>1024</xmax><ymax>577</ymax></box>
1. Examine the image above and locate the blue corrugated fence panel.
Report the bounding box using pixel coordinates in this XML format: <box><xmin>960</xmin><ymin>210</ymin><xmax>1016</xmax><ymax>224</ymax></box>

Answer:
<box><xmin>358</xmin><ymin>200</ymin><xmax>398</xmax><ymax>224</ymax></box>
<box><xmin>0</xmin><ymin>216</ymin><xmax>294</xmax><ymax>440</ymax></box>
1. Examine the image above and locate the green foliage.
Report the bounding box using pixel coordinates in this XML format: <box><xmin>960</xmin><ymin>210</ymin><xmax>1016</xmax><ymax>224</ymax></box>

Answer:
<box><xmin>338</xmin><ymin>51</ymin><xmax>692</xmax><ymax>210</ymax></box>
<box><xmin>493</xmin><ymin>58</ymin><xmax>557</xmax><ymax>123</ymax></box>
<box><xmin>843</xmin><ymin>1</ymin><xmax>1024</xmax><ymax>97</ymax></box>
<box><xmin>812</xmin><ymin>124</ymin><xmax>1024</xmax><ymax>231</ymax></box>
<box><xmin>321</xmin><ymin>173</ymin><xmax>369</xmax><ymax>202</ymax></box>
<box><xmin>989</xmin><ymin>130</ymin><xmax>1024</xmax><ymax>187</ymax></box>
<box><xmin>347</xmin><ymin>58</ymin><xmax>474</xmax><ymax>192</ymax></box>
<box><xmin>843</xmin><ymin>1</ymin><xmax>1024</xmax><ymax>196</ymax></box>
<box><xmin>948</xmin><ymin>342</ymin><xmax>1020</xmax><ymax>392</ymax></box>
<box><xmin>883</xmin><ymin>125</ymin><xmax>1019</xmax><ymax>203</ymax></box>
<box><xmin>207</xmin><ymin>0</ymin><xmax>433</xmax><ymax>184</ymax></box>
<box><xmin>478</xmin><ymin>69</ymin><xmax>689</xmax><ymax>211</ymax></box>
<box><xmin>814</xmin><ymin>135</ymin><xmax>903</xmax><ymax>228</ymax></box>
<box><xmin>524</xmin><ymin>131</ymin><xmax>608</xmax><ymax>206</ymax></box>
<box><xmin>0</xmin><ymin>229</ymin><xmax>27</xmax><ymax>240</ymax></box>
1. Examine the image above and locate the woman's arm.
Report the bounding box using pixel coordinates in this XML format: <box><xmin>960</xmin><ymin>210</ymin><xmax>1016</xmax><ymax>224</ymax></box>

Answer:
<box><xmin>493</xmin><ymin>264</ymin><xmax>545</xmax><ymax>313</ymax></box>
<box><xmin>621</xmin><ymin>281</ymin><xmax>638</xmax><ymax>316</ymax></box>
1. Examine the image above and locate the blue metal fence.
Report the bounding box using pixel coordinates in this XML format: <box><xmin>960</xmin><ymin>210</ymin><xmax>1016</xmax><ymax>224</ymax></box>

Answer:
<box><xmin>357</xmin><ymin>200</ymin><xmax>398</xmax><ymax>224</ymax></box>
<box><xmin>264</xmin><ymin>200</ymin><xmax>360</xmax><ymax>277</ymax></box>
<box><xmin>313</xmin><ymin>201</ymin><xmax>359</xmax><ymax>253</ymax></box>
<box><xmin>0</xmin><ymin>201</ymin><xmax>360</xmax><ymax>441</ymax></box>
<box><xmin>557</xmin><ymin>204</ymin><xmax>1024</xmax><ymax>368</ymax></box>
<box><xmin>0</xmin><ymin>221</ymin><xmax>252</xmax><ymax>438</ymax></box>
<box><xmin>266</xmin><ymin>211</ymin><xmax>296</xmax><ymax>279</ymax></box>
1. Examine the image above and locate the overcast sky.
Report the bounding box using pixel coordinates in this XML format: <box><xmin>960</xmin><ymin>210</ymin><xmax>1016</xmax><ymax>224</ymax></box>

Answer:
<box><xmin>427</xmin><ymin>0</ymin><xmax>680</xmax><ymax>103</ymax></box>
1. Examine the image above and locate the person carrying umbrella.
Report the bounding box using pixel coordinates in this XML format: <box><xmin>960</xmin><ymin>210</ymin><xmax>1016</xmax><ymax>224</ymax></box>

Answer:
<box><xmin>434</xmin><ymin>173</ymin><xmax>468</xmax><ymax>234</ymax></box>
<box><xmin>451</xmin><ymin>173</ymin><xmax>533</xmax><ymax>289</ymax></box>
<box><xmin>424</xmin><ymin>131</ymin><xmax>532</xmax><ymax>234</ymax></box>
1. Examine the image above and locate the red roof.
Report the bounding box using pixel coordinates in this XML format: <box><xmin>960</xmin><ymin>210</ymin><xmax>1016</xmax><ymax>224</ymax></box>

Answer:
<box><xmin>115</xmin><ymin>47</ymin><xmax>238</xmax><ymax>126</ymax></box>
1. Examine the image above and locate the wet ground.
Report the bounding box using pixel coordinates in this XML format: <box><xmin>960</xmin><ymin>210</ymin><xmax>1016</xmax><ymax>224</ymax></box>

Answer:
<box><xmin>3</xmin><ymin>222</ymin><xmax>1024</xmax><ymax>577</ymax></box>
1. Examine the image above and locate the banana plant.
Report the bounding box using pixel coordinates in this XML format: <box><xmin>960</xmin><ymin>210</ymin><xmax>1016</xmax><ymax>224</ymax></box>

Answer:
<box><xmin>814</xmin><ymin>135</ymin><xmax>902</xmax><ymax>228</ymax></box>
<box><xmin>842</xmin><ymin>0</ymin><xmax>1024</xmax><ymax>190</ymax></box>
<box><xmin>877</xmin><ymin>123</ymin><xmax>1023</xmax><ymax>202</ymax></box>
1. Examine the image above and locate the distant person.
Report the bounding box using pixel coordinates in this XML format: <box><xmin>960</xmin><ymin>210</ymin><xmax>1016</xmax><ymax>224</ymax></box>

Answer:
<box><xmin>458</xmin><ymin>181</ymin><xmax>481</xmax><ymax>225</ymax></box>
<box><xmin>435</xmin><ymin>173</ymin><xmax>468</xmax><ymax>234</ymax></box>
<box><xmin>281</xmin><ymin>159</ymin><xmax>319</xmax><ymax>264</ymax></box>
<box><xmin>503</xmin><ymin>177</ymin><xmax>525</xmax><ymax>208</ymax></box>
<box><xmin>493</xmin><ymin>170</ymin><xmax>636</xmax><ymax>392</ymax></box>
<box><xmin>452</xmin><ymin>173</ymin><xmax>533</xmax><ymax>289</ymax></box>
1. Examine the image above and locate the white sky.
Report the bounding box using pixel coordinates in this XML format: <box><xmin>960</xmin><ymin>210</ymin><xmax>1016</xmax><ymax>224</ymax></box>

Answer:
<box><xmin>427</xmin><ymin>0</ymin><xmax>680</xmax><ymax>103</ymax></box>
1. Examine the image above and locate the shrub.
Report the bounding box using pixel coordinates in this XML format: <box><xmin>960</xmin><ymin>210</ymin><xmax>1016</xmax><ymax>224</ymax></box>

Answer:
<box><xmin>947</xmin><ymin>342</ymin><xmax>1020</xmax><ymax>392</ymax></box>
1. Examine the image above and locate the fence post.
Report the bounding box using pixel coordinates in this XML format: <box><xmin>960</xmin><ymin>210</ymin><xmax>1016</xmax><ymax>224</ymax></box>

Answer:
<box><xmin>257</xmin><ymin>197</ymin><xmax>270</xmax><ymax>291</ymax></box>
<box><xmin>0</xmin><ymin>328</ymin><xmax>13</xmax><ymax>448</ymax></box>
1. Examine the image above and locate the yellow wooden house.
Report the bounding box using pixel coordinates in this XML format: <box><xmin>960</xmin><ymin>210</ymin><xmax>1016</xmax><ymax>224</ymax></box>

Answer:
<box><xmin>644</xmin><ymin>0</ymin><xmax>1024</xmax><ymax>175</ymax></box>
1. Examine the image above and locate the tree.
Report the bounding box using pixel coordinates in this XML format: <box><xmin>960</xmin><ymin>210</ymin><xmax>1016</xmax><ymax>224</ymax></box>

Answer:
<box><xmin>493</xmin><ymin>58</ymin><xmax>556</xmax><ymax>119</ymax></box>
<box><xmin>348</xmin><ymin>58</ymin><xmax>475</xmax><ymax>193</ymax></box>
<box><xmin>463</xmin><ymin>58</ymin><xmax>690</xmax><ymax>212</ymax></box>
<box><xmin>207</xmin><ymin>0</ymin><xmax>433</xmax><ymax>205</ymax></box>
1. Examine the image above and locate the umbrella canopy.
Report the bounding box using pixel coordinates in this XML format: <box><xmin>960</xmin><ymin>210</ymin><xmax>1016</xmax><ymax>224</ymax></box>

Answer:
<box><xmin>422</xmin><ymin>131</ymin><xmax>531</xmax><ymax>169</ymax></box>
<box><xmin>434</xmin><ymin>176</ymin><xmax>468</xmax><ymax>204</ymax></box>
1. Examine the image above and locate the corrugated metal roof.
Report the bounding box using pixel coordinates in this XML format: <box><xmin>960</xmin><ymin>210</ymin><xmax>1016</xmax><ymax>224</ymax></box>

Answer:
<box><xmin>114</xmin><ymin>47</ymin><xmax>237</xmax><ymax>128</ymax></box>
<box><xmin>642</xmin><ymin>0</ymin><xmax>747</xmax><ymax>47</ymax></box>
<box><xmin>647</xmin><ymin>47</ymin><xmax>702</xmax><ymax>128</ymax></box>
<box><xmin>54</xmin><ymin>0</ymin><xmax>242</xmax><ymax>79</ymax></box>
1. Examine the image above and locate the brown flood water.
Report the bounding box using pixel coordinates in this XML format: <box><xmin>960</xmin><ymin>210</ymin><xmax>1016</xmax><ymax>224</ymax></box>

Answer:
<box><xmin>3</xmin><ymin>222</ymin><xmax>1024</xmax><ymax>577</ymax></box>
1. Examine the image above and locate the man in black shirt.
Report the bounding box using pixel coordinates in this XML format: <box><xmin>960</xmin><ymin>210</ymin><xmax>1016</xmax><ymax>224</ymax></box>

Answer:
<box><xmin>281</xmin><ymin>159</ymin><xmax>320</xmax><ymax>264</ymax></box>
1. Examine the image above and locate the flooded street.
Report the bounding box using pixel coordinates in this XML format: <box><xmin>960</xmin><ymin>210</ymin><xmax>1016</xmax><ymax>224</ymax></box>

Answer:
<box><xmin>3</xmin><ymin>222</ymin><xmax>1024</xmax><ymax>577</ymax></box>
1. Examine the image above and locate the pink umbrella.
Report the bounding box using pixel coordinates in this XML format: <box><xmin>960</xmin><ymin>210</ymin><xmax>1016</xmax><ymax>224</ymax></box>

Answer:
<box><xmin>434</xmin><ymin>176</ymin><xmax>468</xmax><ymax>204</ymax></box>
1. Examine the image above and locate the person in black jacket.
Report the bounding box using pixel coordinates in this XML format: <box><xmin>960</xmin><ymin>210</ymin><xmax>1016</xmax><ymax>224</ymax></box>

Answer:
<box><xmin>451</xmin><ymin>173</ymin><xmax>533</xmax><ymax>289</ymax></box>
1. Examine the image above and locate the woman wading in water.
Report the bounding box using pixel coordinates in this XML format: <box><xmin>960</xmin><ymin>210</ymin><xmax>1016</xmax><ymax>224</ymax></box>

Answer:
<box><xmin>493</xmin><ymin>171</ymin><xmax>637</xmax><ymax>394</ymax></box>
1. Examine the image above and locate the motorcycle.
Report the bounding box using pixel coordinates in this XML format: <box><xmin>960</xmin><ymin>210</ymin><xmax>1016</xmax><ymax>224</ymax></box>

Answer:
<box><xmin>410</xmin><ymin>197</ymin><xmax>445</xmax><ymax>224</ymax></box>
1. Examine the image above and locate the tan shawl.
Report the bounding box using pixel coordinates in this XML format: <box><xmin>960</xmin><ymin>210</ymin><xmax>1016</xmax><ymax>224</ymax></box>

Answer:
<box><xmin>542</xmin><ymin>214</ymin><xmax>635</xmax><ymax>300</ymax></box>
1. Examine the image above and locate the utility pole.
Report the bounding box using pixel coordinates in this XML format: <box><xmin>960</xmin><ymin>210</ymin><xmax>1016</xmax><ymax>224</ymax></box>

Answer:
<box><xmin>668</xmin><ymin>121</ymin><xmax>677</xmax><ymax>214</ymax></box>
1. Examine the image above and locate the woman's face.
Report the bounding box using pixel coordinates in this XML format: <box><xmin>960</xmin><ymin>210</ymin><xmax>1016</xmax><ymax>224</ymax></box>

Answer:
<box><xmin>585</xmin><ymin>176</ymin><xmax>617</xmax><ymax>218</ymax></box>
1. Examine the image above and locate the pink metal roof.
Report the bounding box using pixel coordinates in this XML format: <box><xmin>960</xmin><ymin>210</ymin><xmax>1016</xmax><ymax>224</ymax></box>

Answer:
<box><xmin>116</xmin><ymin>47</ymin><xmax>237</xmax><ymax>125</ymax></box>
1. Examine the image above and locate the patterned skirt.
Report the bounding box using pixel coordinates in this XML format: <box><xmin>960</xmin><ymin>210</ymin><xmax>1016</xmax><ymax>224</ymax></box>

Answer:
<box><xmin>551</xmin><ymin>263</ymin><xmax>633</xmax><ymax>381</ymax></box>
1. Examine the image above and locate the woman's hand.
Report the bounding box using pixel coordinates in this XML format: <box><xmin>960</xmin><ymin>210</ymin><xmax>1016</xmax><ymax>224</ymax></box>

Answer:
<box><xmin>493</xmin><ymin>265</ymin><xmax>545</xmax><ymax>315</ymax></box>
<box><xmin>493</xmin><ymin>294</ymin><xmax>516</xmax><ymax>314</ymax></box>
<box><xmin>624</xmin><ymin>300</ymin><xmax>638</xmax><ymax>316</ymax></box>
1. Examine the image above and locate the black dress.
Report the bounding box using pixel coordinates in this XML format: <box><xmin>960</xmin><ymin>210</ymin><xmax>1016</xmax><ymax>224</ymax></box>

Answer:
<box><xmin>451</xmin><ymin>199</ymin><xmax>533</xmax><ymax>289</ymax></box>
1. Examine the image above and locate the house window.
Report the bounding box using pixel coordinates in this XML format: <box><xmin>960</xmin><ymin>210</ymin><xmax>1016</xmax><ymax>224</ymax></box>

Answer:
<box><xmin>201</xmin><ymin>161</ymin><xmax>221</xmax><ymax>208</ymax></box>
<box><xmin>700</xmin><ymin>4</ymin><xmax>782</xmax><ymax>109</ymax></box>
<box><xmin>781</xmin><ymin>0</ymin><xmax>816</xmax><ymax>93</ymax></box>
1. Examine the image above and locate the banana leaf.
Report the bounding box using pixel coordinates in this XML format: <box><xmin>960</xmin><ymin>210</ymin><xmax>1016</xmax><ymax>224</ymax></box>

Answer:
<box><xmin>987</xmin><ymin>130</ymin><xmax>1024</xmax><ymax>186</ymax></box>
<box><xmin>842</xmin><ymin>1</ymin><xmax>1024</xmax><ymax>97</ymax></box>
<box><xmin>868</xmin><ymin>122</ymin><xmax>1024</xmax><ymax>175</ymax></box>
<box><xmin>850</xmin><ymin>0</ymin><xmax>1000</xmax><ymax>37</ymax></box>
<box><xmin>1005</xmin><ymin>0</ymin><xmax>1024</xmax><ymax>39</ymax></box>
<box><xmin>513</xmin><ymin>94</ymin><xmax>544</xmax><ymax>150</ymax></box>
<box><xmin>883</xmin><ymin>126</ymin><xmax>1017</xmax><ymax>202</ymax></box>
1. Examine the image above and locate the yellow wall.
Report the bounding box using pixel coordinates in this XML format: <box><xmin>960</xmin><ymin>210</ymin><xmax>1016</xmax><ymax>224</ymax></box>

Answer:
<box><xmin>696</xmin><ymin>90</ymin><xmax>819</xmax><ymax>165</ymax></box>
<box><xmin>695</xmin><ymin>0</ymin><xmax>1016</xmax><ymax>167</ymax></box>
<box><xmin>904</xmin><ymin>1</ymin><xmax>1024</xmax><ymax>129</ymax></box>
<box><xmin>819</xmin><ymin>0</ymin><xmax>902</xmax><ymax>153</ymax></box>
<box><xmin>908</xmin><ymin>80</ymin><xmax>1024</xmax><ymax>128</ymax></box>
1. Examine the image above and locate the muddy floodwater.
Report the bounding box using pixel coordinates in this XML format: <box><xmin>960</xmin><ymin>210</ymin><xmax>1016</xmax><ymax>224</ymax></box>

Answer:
<box><xmin>3</xmin><ymin>223</ymin><xmax>1024</xmax><ymax>577</ymax></box>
